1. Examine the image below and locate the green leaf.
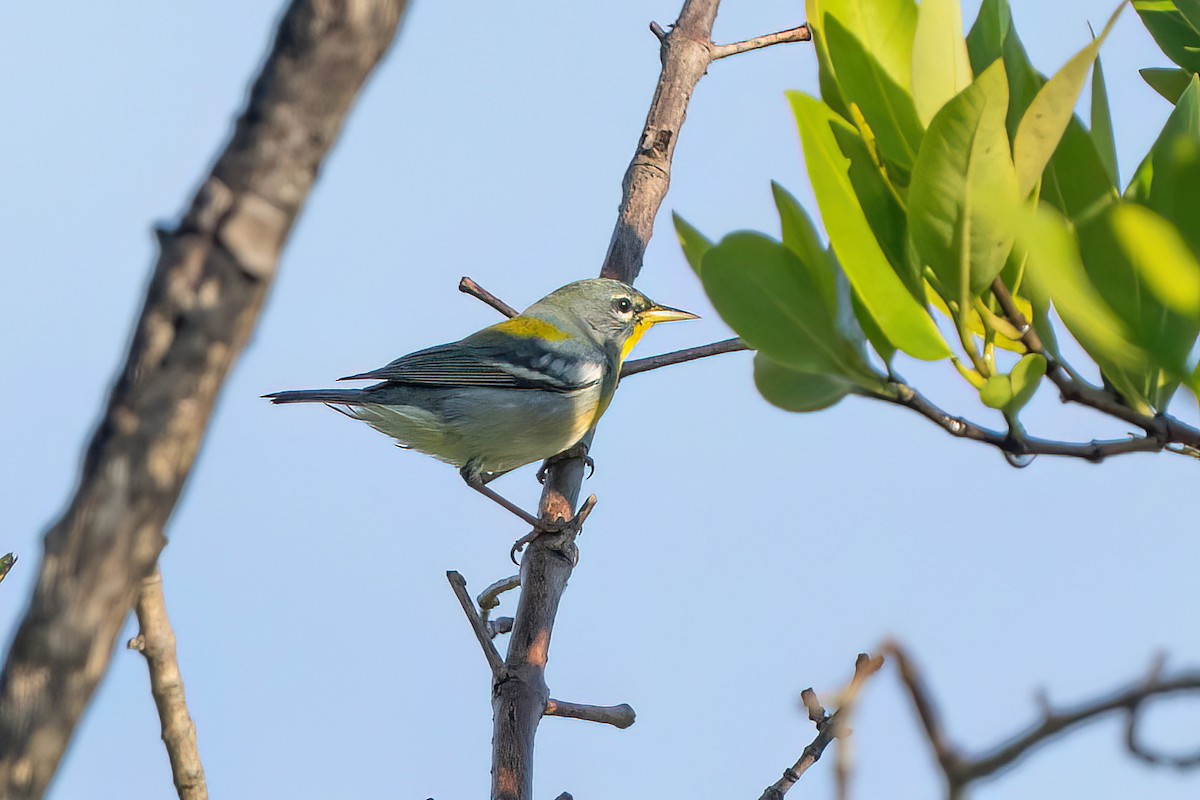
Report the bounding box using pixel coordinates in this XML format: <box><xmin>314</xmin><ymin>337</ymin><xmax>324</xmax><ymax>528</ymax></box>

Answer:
<box><xmin>966</xmin><ymin>0</ymin><xmax>1043</xmax><ymax>140</ymax></box>
<box><xmin>1128</xmin><ymin>76</ymin><xmax>1200</xmax><ymax>204</ymax></box>
<box><xmin>825</xmin><ymin>14</ymin><xmax>925</xmax><ymax>172</ymax></box>
<box><xmin>672</xmin><ymin>213</ymin><xmax>712</xmax><ymax>277</ymax></box>
<box><xmin>1076</xmin><ymin>204</ymin><xmax>1200</xmax><ymax>394</ymax></box>
<box><xmin>909</xmin><ymin>60</ymin><xmax>1020</xmax><ymax>306</ymax></box>
<box><xmin>979</xmin><ymin>374</ymin><xmax>1013</xmax><ymax>408</ymax></box>
<box><xmin>1040</xmin><ymin>116</ymin><xmax>1118</xmax><ymax>221</ymax></box>
<box><xmin>1013</xmin><ymin>2</ymin><xmax>1124</xmax><ymax>197</ymax></box>
<box><xmin>1134</xmin><ymin>0</ymin><xmax>1200</xmax><ymax>72</ymax></box>
<box><xmin>806</xmin><ymin>0</ymin><xmax>852</xmax><ymax>118</ymax></box>
<box><xmin>1140</xmin><ymin>67</ymin><xmax>1194</xmax><ymax>103</ymax></box>
<box><xmin>771</xmin><ymin>183</ymin><xmax>838</xmax><ymax>313</ymax></box>
<box><xmin>0</xmin><ymin>553</ymin><xmax>14</xmax><ymax>586</ymax></box>
<box><xmin>700</xmin><ymin>232</ymin><xmax>875</xmax><ymax>379</ymax></box>
<box><xmin>791</xmin><ymin>92</ymin><xmax>950</xmax><ymax>360</ymax></box>
<box><xmin>1007</xmin><ymin>353</ymin><xmax>1047</xmax><ymax>412</ymax></box>
<box><xmin>754</xmin><ymin>353</ymin><xmax>853</xmax><ymax>412</ymax></box>
<box><xmin>1091</xmin><ymin>56</ymin><xmax>1119</xmax><ymax>187</ymax></box>
<box><xmin>912</xmin><ymin>0</ymin><xmax>973</xmax><ymax>126</ymax></box>
<box><xmin>1016</xmin><ymin>206</ymin><xmax>1153</xmax><ymax>411</ymax></box>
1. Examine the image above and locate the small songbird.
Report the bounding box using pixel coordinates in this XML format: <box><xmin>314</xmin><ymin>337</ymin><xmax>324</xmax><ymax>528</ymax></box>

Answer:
<box><xmin>265</xmin><ymin>278</ymin><xmax>697</xmax><ymax>529</ymax></box>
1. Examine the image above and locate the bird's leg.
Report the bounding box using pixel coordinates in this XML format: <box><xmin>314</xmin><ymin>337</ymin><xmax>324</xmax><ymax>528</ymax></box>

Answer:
<box><xmin>536</xmin><ymin>442</ymin><xmax>595</xmax><ymax>485</ymax></box>
<box><xmin>460</xmin><ymin>466</ymin><xmax>565</xmax><ymax>532</ymax></box>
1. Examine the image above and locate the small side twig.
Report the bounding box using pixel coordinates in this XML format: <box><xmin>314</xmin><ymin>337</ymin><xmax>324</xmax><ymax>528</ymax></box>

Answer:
<box><xmin>544</xmin><ymin>699</ymin><xmax>636</xmax><ymax>729</ymax></box>
<box><xmin>127</xmin><ymin>568</ymin><xmax>207</xmax><ymax>800</ymax></box>
<box><xmin>478</xmin><ymin>574</ymin><xmax>521</xmax><ymax>636</ymax></box>
<box><xmin>459</xmin><ymin>276</ymin><xmax>519</xmax><ymax>318</ymax></box>
<box><xmin>446</xmin><ymin>571</ymin><xmax>504</xmax><ymax>675</ymax></box>
<box><xmin>758</xmin><ymin>652</ymin><xmax>884</xmax><ymax>800</ymax></box>
<box><xmin>711</xmin><ymin>25</ymin><xmax>811</xmax><ymax>60</ymax></box>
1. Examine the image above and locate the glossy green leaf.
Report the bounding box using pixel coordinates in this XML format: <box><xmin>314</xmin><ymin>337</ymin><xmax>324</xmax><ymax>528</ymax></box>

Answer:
<box><xmin>1040</xmin><ymin>116</ymin><xmax>1118</xmax><ymax>221</ymax></box>
<box><xmin>806</xmin><ymin>0</ymin><xmax>852</xmax><ymax>117</ymax></box>
<box><xmin>1007</xmin><ymin>353</ymin><xmax>1047</xmax><ymax>412</ymax></box>
<box><xmin>700</xmin><ymin>232</ymin><xmax>874</xmax><ymax>379</ymax></box>
<box><xmin>791</xmin><ymin>92</ymin><xmax>950</xmax><ymax>360</ymax></box>
<box><xmin>0</xmin><ymin>553</ymin><xmax>14</xmax><ymax>586</ymax></box>
<box><xmin>909</xmin><ymin>60</ymin><xmax>1020</xmax><ymax>306</ymax></box>
<box><xmin>754</xmin><ymin>353</ymin><xmax>853</xmax><ymax>412</ymax></box>
<box><xmin>913</xmin><ymin>0</ymin><xmax>973</xmax><ymax>126</ymax></box>
<box><xmin>1134</xmin><ymin>0</ymin><xmax>1200</xmax><ymax>72</ymax></box>
<box><xmin>1091</xmin><ymin>57</ymin><xmax>1119</xmax><ymax>186</ymax></box>
<box><xmin>771</xmin><ymin>183</ymin><xmax>838</xmax><ymax>313</ymax></box>
<box><xmin>966</xmin><ymin>0</ymin><xmax>1043</xmax><ymax>140</ymax></box>
<box><xmin>1013</xmin><ymin>2</ymin><xmax>1124</xmax><ymax>197</ymax></box>
<box><xmin>825</xmin><ymin>15</ymin><xmax>925</xmax><ymax>172</ymax></box>
<box><xmin>814</xmin><ymin>0</ymin><xmax>919</xmax><ymax>91</ymax></box>
<box><xmin>1128</xmin><ymin>76</ymin><xmax>1200</xmax><ymax>204</ymax></box>
<box><xmin>1140</xmin><ymin>67</ymin><xmax>1194</xmax><ymax>103</ymax></box>
<box><xmin>1016</xmin><ymin>206</ymin><xmax>1152</xmax><ymax>410</ymax></box>
<box><xmin>850</xmin><ymin>286</ymin><xmax>897</xmax><ymax>363</ymax></box>
<box><xmin>673</xmin><ymin>213</ymin><xmax>711</xmax><ymax>277</ymax></box>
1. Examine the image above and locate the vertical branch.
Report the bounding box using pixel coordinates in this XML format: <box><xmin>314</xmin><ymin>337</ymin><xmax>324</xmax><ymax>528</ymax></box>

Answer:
<box><xmin>0</xmin><ymin>3</ymin><xmax>408</xmax><ymax>796</ymax></box>
<box><xmin>128</xmin><ymin>570</ymin><xmax>206</xmax><ymax>800</ymax></box>
<box><xmin>492</xmin><ymin>2</ymin><xmax>731</xmax><ymax>798</ymax></box>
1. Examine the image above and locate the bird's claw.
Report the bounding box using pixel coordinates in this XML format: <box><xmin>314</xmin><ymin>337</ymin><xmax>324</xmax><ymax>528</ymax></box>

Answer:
<box><xmin>509</xmin><ymin>495</ymin><xmax>598</xmax><ymax>565</ymax></box>
<box><xmin>536</xmin><ymin>445</ymin><xmax>595</xmax><ymax>485</ymax></box>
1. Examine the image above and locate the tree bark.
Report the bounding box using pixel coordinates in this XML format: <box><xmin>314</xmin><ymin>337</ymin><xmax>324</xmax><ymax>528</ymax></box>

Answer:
<box><xmin>0</xmin><ymin>2</ymin><xmax>407</xmax><ymax>796</ymax></box>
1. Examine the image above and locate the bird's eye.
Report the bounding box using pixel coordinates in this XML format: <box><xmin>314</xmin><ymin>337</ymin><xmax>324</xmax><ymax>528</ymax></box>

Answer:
<box><xmin>615</xmin><ymin>297</ymin><xmax>633</xmax><ymax>314</ymax></box>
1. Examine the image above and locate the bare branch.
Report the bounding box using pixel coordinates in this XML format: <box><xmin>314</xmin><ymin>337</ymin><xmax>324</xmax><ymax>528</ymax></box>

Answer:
<box><xmin>711</xmin><ymin>25</ymin><xmax>811</xmax><ymax>60</ymax></box>
<box><xmin>447</xmin><ymin>572</ymin><xmax>505</xmax><ymax>675</ymax></box>
<box><xmin>0</xmin><ymin>4</ymin><xmax>408</xmax><ymax>793</ymax></box>
<box><xmin>459</xmin><ymin>276</ymin><xmax>519</xmax><ymax>318</ymax></box>
<box><xmin>544</xmin><ymin>699</ymin><xmax>636</xmax><ymax>729</ymax></box>
<box><xmin>127</xmin><ymin>569</ymin><xmax>207</xmax><ymax>800</ymax></box>
<box><xmin>884</xmin><ymin>642</ymin><xmax>1200</xmax><ymax>795</ymax></box>
<box><xmin>758</xmin><ymin>653</ymin><xmax>884</xmax><ymax>800</ymax></box>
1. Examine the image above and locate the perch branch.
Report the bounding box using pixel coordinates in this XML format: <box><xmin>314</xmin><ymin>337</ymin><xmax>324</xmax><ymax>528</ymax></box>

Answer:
<box><xmin>459</xmin><ymin>276</ymin><xmax>520</xmax><ymax>318</ymax></box>
<box><xmin>711</xmin><ymin>25</ymin><xmax>811</xmax><ymax>60</ymax></box>
<box><xmin>544</xmin><ymin>700</ymin><xmax>636</xmax><ymax>729</ymax></box>
<box><xmin>758</xmin><ymin>653</ymin><xmax>884</xmax><ymax>800</ymax></box>
<box><xmin>0</xmin><ymin>4</ymin><xmax>408</xmax><ymax>794</ymax></box>
<box><xmin>127</xmin><ymin>569</ymin><xmax>207</xmax><ymax>800</ymax></box>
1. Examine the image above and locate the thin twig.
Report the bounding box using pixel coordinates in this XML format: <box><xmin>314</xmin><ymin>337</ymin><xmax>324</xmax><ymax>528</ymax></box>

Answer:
<box><xmin>621</xmin><ymin>338</ymin><xmax>748</xmax><ymax>377</ymax></box>
<box><xmin>544</xmin><ymin>700</ymin><xmax>636</xmax><ymax>729</ymax></box>
<box><xmin>758</xmin><ymin>653</ymin><xmax>884</xmax><ymax>800</ymax></box>
<box><xmin>711</xmin><ymin>25</ymin><xmax>811</xmax><ymax>60</ymax></box>
<box><xmin>459</xmin><ymin>276</ymin><xmax>519</xmax><ymax>318</ymax></box>
<box><xmin>446</xmin><ymin>571</ymin><xmax>504</xmax><ymax>675</ymax></box>
<box><xmin>478</xmin><ymin>574</ymin><xmax>520</xmax><ymax>635</ymax></box>
<box><xmin>990</xmin><ymin>278</ymin><xmax>1200</xmax><ymax>452</ymax></box>
<box><xmin>128</xmin><ymin>569</ymin><xmax>207</xmax><ymax>800</ymax></box>
<box><xmin>876</xmin><ymin>382</ymin><xmax>1178</xmax><ymax>463</ymax></box>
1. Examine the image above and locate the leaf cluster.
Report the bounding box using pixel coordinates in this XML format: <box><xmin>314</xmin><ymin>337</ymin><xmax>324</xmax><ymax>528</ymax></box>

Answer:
<box><xmin>677</xmin><ymin>0</ymin><xmax>1200</xmax><ymax>435</ymax></box>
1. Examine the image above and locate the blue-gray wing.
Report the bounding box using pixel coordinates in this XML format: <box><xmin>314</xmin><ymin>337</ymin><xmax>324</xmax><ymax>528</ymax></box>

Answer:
<box><xmin>339</xmin><ymin>336</ymin><xmax>604</xmax><ymax>393</ymax></box>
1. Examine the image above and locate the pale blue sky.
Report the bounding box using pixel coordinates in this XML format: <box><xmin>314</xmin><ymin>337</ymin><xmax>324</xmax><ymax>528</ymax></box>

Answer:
<box><xmin>2</xmin><ymin>2</ymin><xmax>1198</xmax><ymax>798</ymax></box>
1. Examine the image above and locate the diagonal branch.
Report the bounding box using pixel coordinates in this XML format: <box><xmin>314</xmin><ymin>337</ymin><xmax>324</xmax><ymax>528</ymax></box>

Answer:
<box><xmin>0</xmin><ymin>3</ymin><xmax>409</xmax><ymax>795</ymax></box>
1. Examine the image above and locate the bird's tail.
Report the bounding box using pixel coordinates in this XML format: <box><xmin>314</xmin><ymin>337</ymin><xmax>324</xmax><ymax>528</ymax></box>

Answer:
<box><xmin>263</xmin><ymin>388</ymin><xmax>365</xmax><ymax>406</ymax></box>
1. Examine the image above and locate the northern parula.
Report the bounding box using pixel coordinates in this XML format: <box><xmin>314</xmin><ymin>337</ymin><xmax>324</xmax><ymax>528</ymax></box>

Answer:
<box><xmin>265</xmin><ymin>278</ymin><xmax>697</xmax><ymax>527</ymax></box>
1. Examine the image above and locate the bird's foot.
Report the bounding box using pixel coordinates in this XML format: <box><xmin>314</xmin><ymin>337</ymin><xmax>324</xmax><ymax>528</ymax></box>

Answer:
<box><xmin>510</xmin><ymin>495</ymin><xmax>598</xmax><ymax>565</ymax></box>
<box><xmin>537</xmin><ymin>443</ymin><xmax>595</xmax><ymax>485</ymax></box>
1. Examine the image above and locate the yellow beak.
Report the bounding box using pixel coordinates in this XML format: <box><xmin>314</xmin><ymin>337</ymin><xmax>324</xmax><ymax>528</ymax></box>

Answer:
<box><xmin>639</xmin><ymin>304</ymin><xmax>700</xmax><ymax>325</ymax></box>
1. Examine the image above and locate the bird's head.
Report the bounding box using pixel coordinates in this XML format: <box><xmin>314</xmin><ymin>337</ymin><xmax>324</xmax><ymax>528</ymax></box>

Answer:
<box><xmin>532</xmin><ymin>278</ymin><xmax>698</xmax><ymax>363</ymax></box>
